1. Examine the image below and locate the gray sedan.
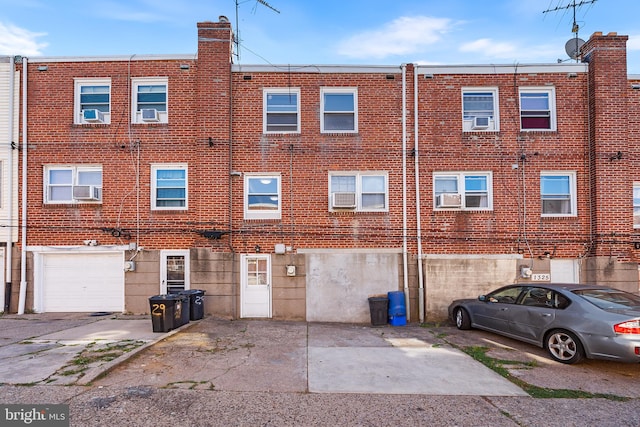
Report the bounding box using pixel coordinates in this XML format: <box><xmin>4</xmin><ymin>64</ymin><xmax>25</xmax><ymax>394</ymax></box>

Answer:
<box><xmin>448</xmin><ymin>283</ymin><xmax>640</xmax><ymax>364</ymax></box>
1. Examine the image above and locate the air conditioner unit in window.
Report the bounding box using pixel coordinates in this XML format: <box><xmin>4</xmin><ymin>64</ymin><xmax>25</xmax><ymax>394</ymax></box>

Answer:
<box><xmin>82</xmin><ymin>109</ymin><xmax>105</xmax><ymax>123</ymax></box>
<box><xmin>140</xmin><ymin>108</ymin><xmax>159</xmax><ymax>122</ymax></box>
<box><xmin>332</xmin><ymin>192</ymin><xmax>357</xmax><ymax>209</ymax></box>
<box><xmin>436</xmin><ymin>193</ymin><xmax>462</xmax><ymax>208</ymax></box>
<box><xmin>472</xmin><ymin>116</ymin><xmax>490</xmax><ymax>129</ymax></box>
<box><xmin>73</xmin><ymin>185</ymin><xmax>101</xmax><ymax>201</ymax></box>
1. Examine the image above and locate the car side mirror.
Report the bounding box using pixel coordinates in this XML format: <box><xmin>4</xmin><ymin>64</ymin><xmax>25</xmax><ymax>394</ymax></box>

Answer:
<box><xmin>478</xmin><ymin>295</ymin><xmax>487</xmax><ymax>302</ymax></box>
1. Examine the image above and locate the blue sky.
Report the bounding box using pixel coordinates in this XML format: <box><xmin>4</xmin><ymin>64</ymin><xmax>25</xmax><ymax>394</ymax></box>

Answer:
<box><xmin>0</xmin><ymin>0</ymin><xmax>638</xmax><ymax>73</ymax></box>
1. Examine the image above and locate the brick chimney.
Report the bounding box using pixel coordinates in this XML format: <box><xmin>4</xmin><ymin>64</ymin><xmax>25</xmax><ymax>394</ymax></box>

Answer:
<box><xmin>582</xmin><ymin>32</ymin><xmax>634</xmax><ymax>272</ymax></box>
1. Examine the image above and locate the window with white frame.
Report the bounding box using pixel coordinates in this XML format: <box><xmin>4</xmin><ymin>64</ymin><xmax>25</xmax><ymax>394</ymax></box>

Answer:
<box><xmin>132</xmin><ymin>78</ymin><xmax>168</xmax><ymax>124</ymax></box>
<box><xmin>44</xmin><ymin>166</ymin><xmax>102</xmax><ymax>204</ymax></box>
<box><xmin>263</xmin><ymin>88</ymin><xmax>300</xmax><ymax>133</ymax></box>
<box><xmin>329</xmin><ymin>172</ymin><xmax>388</xmax><ymax>212</ymax></box>
<box><xmin>152</xmin><ymin>164</ymin><xmax>187</xmax><ymax>210</ymax></box>
<box><xmin>540</xmin><ymin>172</ymin><xmax>576</xmax><ymax>216</ymax></box>
<box><xmin>634</xmin><ymin>184</ymin><xmax>640</xmax><ymax>228</ymax></box>
<box><xmin>321</xmin><ymin>87</ymin><xmax>357</xmax><ymax>133</ymax></box>
<box><xmin>462</xmin><ymin>88</ymin><xmax>499</xmax><ymax>131</ymax></box>
<box><xmin>433</xmin><ymin>172</ymin><xmax>492</xmax><ymax>210</ymax></box>
<box><xmin>244</xmin><ymin>174</ymin><xmax>281</xmax><ymax>220</ymax></box>
<box><xmin>519</xmin><ymin>87</ymin><xmax>556</xmax><ymax>131</ymax></box>
<box><xmin>74</xmin><ymin>78</ymin><xmax>111</xmax><ymax>124</ymax></box>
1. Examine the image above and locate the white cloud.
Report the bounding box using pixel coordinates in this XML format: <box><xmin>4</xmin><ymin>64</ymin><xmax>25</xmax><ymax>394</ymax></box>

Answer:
<box><xmin>627</xmin><ymin>35</ymin><xmax>640</xmax><ymax>51</ymax></box>
<box><xmin>0</xmin><ymin>22</ymin><xmax>47</xmax><ymax>56</ymax></box>
<box><xmin>459</xmin><ymin>38</ymin><xmax>519</xmax><ymax>59</ymax></box>
<box><xmin>336</xmin><ymin>16</ymin><xmax>454</xmax><ymax>59</ymax></box>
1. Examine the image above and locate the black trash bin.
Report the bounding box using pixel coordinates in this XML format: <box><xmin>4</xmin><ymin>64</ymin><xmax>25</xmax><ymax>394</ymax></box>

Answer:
<box><xmin>149</xmin><ymin>294</ymin><xmax>181</xmax><ymax>333</ymax></box>
<box><xmin>179</xmin><ymin>289</ymin><xmax>206</xmax><ymax>320</ymax></box>
<box><xmin>175</xmin><ymin>293</ymin><xmax>190</xmax><ymax>327</ymax></box>
<box><xmin>368</xmin><ymin>296</ymin><xmax>389</xmax><ymax>326</ymax></box>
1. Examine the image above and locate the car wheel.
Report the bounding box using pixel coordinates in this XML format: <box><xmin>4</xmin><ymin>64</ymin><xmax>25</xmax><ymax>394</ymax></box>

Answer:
<box><xmin>454</xmin><ymin>307</ymin><xmax>471</xmax><ymax>330</ymax></box>
<box><xmin>545</xmin><ymin>329</ymin><xmax>584</xmax><ymax>364</ymax></box>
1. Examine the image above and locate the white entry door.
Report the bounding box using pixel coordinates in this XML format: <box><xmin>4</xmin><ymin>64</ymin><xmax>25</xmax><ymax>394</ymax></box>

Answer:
<box><xmin>161</xmin><ymin>250</ymin><xmax>190</xmax><ymax>294</ymax></box>
<box><xmin>240</xmin><ymin>254</ymin><xmax>271</xmax><ymax>318</ymax></box>
<box><xmin>550</xmin><ymin>259</ymin><xmax>579</xmax><ymax>283</ymax></box>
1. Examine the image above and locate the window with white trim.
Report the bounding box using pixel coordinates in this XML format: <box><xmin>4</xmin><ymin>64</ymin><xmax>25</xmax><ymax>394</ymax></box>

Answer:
<box><xmin>433</xmin><ymin>172</ymin><xmax>492</xmax><ymax>210</ymax></box>
<box><xmin>244</xmin><ymin>174</ymin><xmax>281</xmax><ymax>220</ymax></box>
<box><xmin>321</xmin><ymin>87</ymin><xmax>357</xmax><ymax>133</ymax></box>
<box><xmin>44</xmin><ymin>166</ymin><xmax>102</xmax><ymax>204</ymax></box>
<box><xmin>634</xmin><ymin>184</ymin><xmax>640</xmax><ymax>228</ymax></box>
<box><xmin>462</xmin><ymin>88</ymin><xmax>499</xmax><ymax>131</ymax></box>
<box><xmin>74</xmin><ymin>78</ymin><xmax>111</xmax><ymax>124</ymax></box>
<box><xmin>263</xmin><ymin>88</ymin><xmax>300</xmax><ymax>133</ymax></box>
<box><xmin>519</xmin><ymin>87</ymin><xmax>556</xmax><ymax>131</ymax></box>
<box><xmin>152</xmin><ymin>164</ymin><xmax>187</xmax><ymax>210</ymax></box>
<box><xmin>132</xmin><ymin>77</ymin><xmax>168</xmax><ymax>124</ymax></box>
<box><xmin>329</xmin><ymin>172</ymin><xmax>388</xmax><ymax>212</ymax></box>
<box><xmin>541</xmin><ymin>172</ymin><xmax>576</xmax><ymax>216</ymax></box>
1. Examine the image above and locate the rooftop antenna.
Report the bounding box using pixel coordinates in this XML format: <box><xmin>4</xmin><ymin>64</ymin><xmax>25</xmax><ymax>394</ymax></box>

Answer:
<box><xmin>234</xmin><ymin>0</ymin><xmax>280</xmax><ymax>62</ymax></box>
<box><xmin>543</xmin><ymin>0</ymin><xmax>596</xmax><ymax>62</ymax></box>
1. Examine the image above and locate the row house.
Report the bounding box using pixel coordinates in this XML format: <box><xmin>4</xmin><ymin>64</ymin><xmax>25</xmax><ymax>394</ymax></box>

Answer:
<box><xmin>5</xmin><ymin>17</ymin><xmax>640</xmax><ymax>322</ymax></box>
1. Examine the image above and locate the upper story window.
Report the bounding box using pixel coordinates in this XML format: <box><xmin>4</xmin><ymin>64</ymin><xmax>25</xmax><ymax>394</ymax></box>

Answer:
<box><xmin>519</xmin><ymin>87</ymin><xmax>556</xmax><ymax>131</ymax></box>
<box><xmin>263</xmin><ymin>88</ymin><xmax>300</xmax><ymax>133</ymax></box>
<box><xmin>245</xmin><ymin>174</ymin><xmax>281</xmax><ymax>220</ymax></box>
<box><xmin>45</xmin><ymin>166</ymin><xmax>102</xmax><ymax>204</ymax></box>
<box><xmin>321</xmin><ymin>87</ymin><xmax>357</xmax><ymax>133</ymax></box>
<box><xmin>74</xmin><ymin>78</ymin><xmax>111</xmax><ymax>124</ymax></box>
<box><xmin>433</xmin><ymin>172</ymin><xmax>492</xmax><ymax>210</ymax></box>
<box><xmin>462</xmin><ymin>88</ymin><xmax>499</xmax><ymax>131</ymax></box>
<box><xmin>152</xmin><ymin>164</ymin><xmax>187</xmax><ymax>210</ymax></box>
<box><xmin>329</xmin><ymin>172</ymin><xmax>388</xmax><ymax>212</ymax></box>
<box><xmin>634</xmin><ymin>184</ymin><xmax>640</xmax><ymax>228</ymax></box>
<box><xmin>541</xmin><ymin>172</ymin><xmax>576</xmax><ymax>217</ymax></box>
<box><xmin>132</xmin><ymin>78</ymin><xmax>168</xmax><ymax>124</ymax></box>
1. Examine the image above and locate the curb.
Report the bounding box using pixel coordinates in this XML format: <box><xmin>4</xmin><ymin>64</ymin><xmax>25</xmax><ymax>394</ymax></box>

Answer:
<box><xmin>77</xmin><ymin>320</ymin><xmax>199</xmax><ymax>385</ymax></box>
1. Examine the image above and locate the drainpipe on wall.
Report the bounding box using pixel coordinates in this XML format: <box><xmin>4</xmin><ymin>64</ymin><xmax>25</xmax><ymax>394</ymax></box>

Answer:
<box><xmin>4</xmin><ymin>56</ymin><xmax>15</xmax><ymax>312</ymax></box>
<box><xmin>18</xmin><ymin>57</ymin><xmax>27</xmax><ymax>315</ymax></box>
<box><xmin>401</xmin><ymin>64</ymin><xmax>410</xmax><ymax>321</ymax></box>
<box><xmin>414</xmin><ymin>65</ymin><xmax>425</xmax><ymax>323</ymax></box>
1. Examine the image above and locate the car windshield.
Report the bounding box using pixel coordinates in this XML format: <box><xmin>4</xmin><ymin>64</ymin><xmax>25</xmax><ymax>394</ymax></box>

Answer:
<box><xmin>572</xmin><ymin>288</ymin><xmax>640</xmax><ymax>310</ymax></box>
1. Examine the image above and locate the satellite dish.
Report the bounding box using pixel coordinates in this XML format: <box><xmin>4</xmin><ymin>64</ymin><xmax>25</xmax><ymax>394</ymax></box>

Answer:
<box><xmin>565</xmin><ymin>37</ymin><xmax>585</xmax><ymax>60</ymax></box>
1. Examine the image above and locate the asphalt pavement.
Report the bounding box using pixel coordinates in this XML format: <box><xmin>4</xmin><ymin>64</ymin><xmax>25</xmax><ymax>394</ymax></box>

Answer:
<box><xmin>0</xmin><ymin>313</ymin><xmax>639</xmax><ymax>426</ymax></box>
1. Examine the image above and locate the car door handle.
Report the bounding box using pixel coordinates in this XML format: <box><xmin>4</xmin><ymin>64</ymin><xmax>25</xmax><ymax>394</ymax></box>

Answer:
<box><xmin>541</xmin><ymin>313</ymin><xmax>551</xmax><ymax>317</ymax></box>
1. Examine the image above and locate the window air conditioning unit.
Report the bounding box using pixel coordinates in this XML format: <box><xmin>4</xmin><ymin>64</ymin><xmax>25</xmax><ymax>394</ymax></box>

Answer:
<box><xmin>73</xmin><ymin>185</ymin><xmax>101</xmax><ymax>201</ymax></box>
<box><xmin>82</xmin><ymin>109</ymin><xmax>104</xmax><ymax>123</ymax></box>
<box><xmin>141</xmin><ymin>108</ymin><xmax>159</xmax><ymax>122</ymax></box>
<box><xmin>332</xmin><ymin>192</ymin><xmax>357</xmax><ymax>208</ymax></box>
<box><xmin>436</xmin><ymin>193</ymin><xmax>462</xmax><ymax>208</ymax></box>
<box><xmin>472</xmin><ymin>116</ymin><xmax>490</xmax><ymax>129</ymax></box>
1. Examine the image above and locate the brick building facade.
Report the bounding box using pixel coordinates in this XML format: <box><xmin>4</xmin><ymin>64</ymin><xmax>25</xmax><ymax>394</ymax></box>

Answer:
<box><xmin>6</xmin><ymin>18</ymin><xmax>640</xmax><ymax>321</ymax></box>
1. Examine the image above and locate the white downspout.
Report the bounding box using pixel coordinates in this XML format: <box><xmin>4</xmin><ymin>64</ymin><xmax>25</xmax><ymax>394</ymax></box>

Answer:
<box><xmin>414</xmin><ymin>66</ymin><xmax>425</xmax><ymax>323</ymax></box>
<box><xmin>18</xmin><ymin>58</ymin><xmax>27</xmax><ymax>315</ymax></box>
<box><xmin>4</xmin><ymin>56</ymin><xmax>15</xmax><ymax>312</ymax></box>
<box><xmin>401</xmin><ymin>64</ymin><xmax>410</xmax><ymax>321</ymax></box>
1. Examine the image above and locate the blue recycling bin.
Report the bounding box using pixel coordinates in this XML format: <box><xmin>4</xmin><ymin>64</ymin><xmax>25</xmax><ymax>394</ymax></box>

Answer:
<box><xmin>387</xmin><ymin>291</ymin><xmax>407</xmax><ymax>326</ymax></box>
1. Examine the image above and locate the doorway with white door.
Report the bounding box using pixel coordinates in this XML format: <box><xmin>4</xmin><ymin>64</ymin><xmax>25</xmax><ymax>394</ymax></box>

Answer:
<box><xmin>240</xmin><ymin>254</ymin><xmax>272</xmax><ymax>318</ymax></box>
<box><xmin>161</xmin><ymin>250</ymin><xmax>190</xmax><ymax>294</ymax></box>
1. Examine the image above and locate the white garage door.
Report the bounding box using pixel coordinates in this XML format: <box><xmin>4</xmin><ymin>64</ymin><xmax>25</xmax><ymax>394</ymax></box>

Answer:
<box><xmin>41</xmin><ymin>253</ymin><xmax>124</xmax><ymax>312</ymax></box>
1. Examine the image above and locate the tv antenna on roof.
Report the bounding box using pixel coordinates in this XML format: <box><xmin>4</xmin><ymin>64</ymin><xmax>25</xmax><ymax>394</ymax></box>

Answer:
<box><xmin>543</xmin><ymin>0</ymin><xmax>596</xmax><ymax>61</ymax></box>
<box><xmin>234</xmin><ymin>0</ymin><xmax>280</xmax><ymax>62</ymax></box>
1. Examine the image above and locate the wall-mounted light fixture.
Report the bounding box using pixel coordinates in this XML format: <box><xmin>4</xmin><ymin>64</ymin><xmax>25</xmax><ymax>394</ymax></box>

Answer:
<box><xmin>567</xmin><ymin>72</ymin><xmax>577</xmax><ymax>78</ymax></box>
<box><xmin>254</xmin><ymin>245</ymin><xmax>261</xmax><ymax>253</ymax></box>
<box><xmin>37</xmin><ymin>65</ymin><xmax>48</xmax><ymax>71</ymax></box>
<box><xmin>632</xmin><ymin>83</ymin><xmax>640</xmax><ymax>90</ymax></box>
<box><xmin>180</xmin><ymin>64</ymin><xmax>190</xmax><ymax>70</ymax></box>
<box><xmin>424</xmin><ymin>74</ymin><xmax>434</xmax><ymax>79</ymax></box>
